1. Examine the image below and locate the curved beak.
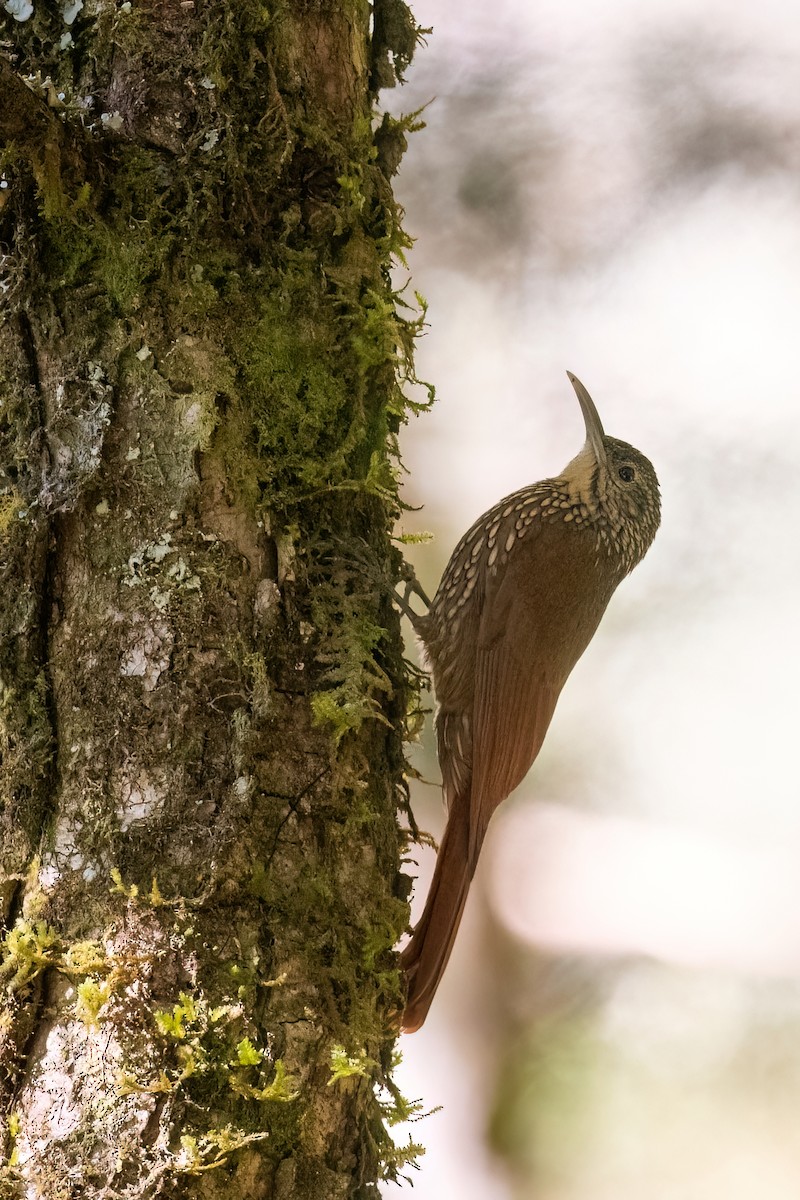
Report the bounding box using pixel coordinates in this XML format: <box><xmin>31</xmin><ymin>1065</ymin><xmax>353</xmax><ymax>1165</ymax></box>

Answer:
<box><xmin>566</xmin><ymin>371</ymin><xmax>607</xmax><ymax>467</ymax></box>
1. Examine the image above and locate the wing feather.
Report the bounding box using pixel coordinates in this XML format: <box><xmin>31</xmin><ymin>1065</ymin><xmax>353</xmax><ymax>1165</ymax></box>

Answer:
<box><xmin>467</xmin><ymin>559</ymin><xmax>564</xmax><ymax>867</ymax></box>
<box><xmin>469</xmin><ymin>640</ymin><xmax>560</xmax><ymax>867</ymax></box>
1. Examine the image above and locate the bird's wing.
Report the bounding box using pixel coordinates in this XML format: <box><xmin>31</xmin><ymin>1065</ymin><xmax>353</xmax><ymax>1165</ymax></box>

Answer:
<box><xmin>467</xmin><ymin>570</ymin><xmax>563</xmax><ymax>869</ymax></box>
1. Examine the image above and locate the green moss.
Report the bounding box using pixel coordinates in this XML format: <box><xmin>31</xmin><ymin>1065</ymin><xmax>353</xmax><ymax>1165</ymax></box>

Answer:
<box><xmin>310</xmin><ymin>601</ymin><xmax>393</xmax><ymax>742</ymax></box>
<box><xmin>370</xmin><ymin>0</ymin><xmax>425</xmax><ymax>90</ymax></box>
<box><xmin>0</xmin><ymin>492</ymin><xmax>22</xmax><ymax>539</ymax></box>
<box><xmin>154</xmin><ymin>990</ymin><xmax>200</xmax><ymax>1040</ymax></box>
<box><xmin>74</xmin><ymin>977</ymin><xmax>113</xmax><ymax>1028</ymax></box>
<box><xmin>174</xmin><ymin>1127</ymin><xmax>271</xmax><ymax>1176</ymax></box>
<box><xmin>328</xmin><ymin>1044</ymin><xmax>376</xmax><ymax>1086</ymax></box>
<box><xmin>234</xmin><ymin>286</ymin><xmax>355</xmax><ymax>491</ymax></box>
<box><xmin>0</xmin><ymin>0</ymin><xmax>431</xmax><ymax>1189</ymax></box>
<box><xmin>235</xmin><ymin>1036</ymin><xmax>262</xmax><ymax>1066</ymax></box>
<box><xmin>0</xmin><ymin>917</ymin><xmax>60</xmax><ymax>994</ymax></box>
<box><xmin>0</xmin><ymin>670</ymin><xmax>52</xmax><ymax>838</ymax></box>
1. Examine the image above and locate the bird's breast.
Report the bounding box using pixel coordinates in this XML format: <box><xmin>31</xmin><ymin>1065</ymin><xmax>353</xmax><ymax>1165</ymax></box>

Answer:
<box><xmin>495</xmin><ymin>519</ymin><xmax>624</xmax><ymax>675</ymax></box>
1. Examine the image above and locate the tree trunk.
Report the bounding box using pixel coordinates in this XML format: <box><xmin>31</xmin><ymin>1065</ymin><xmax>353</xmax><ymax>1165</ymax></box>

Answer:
<box><xmin>0</xmin><ymin>2</ymin><xmax>426</xmax><ymax>1196</ymax></box>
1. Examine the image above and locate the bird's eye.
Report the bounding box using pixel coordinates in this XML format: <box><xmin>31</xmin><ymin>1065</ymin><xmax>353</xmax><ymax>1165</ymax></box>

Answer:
<box><xmin>618</xmin><ymin>466</ymin><xmax>635</xmax><ymax>482</ymax></box>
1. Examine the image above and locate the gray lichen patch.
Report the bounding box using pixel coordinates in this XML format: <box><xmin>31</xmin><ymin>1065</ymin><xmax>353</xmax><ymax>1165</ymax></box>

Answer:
<box><xmin>38</xmin><ymin>812</ymin><xmax>90</xmax><ymax>889</ymax></box>
<box><xmin>15</xmin><ymin>983</ymin><xmax>158</xmax><ymax>1192</ymax></box>
<box><xmin>114</xmin><ymin>764</ymin><xmax>167</xmax><ymax>833</ymax></box>
<box><xmin>118</xmin><ymin>617</ymin><xmax>173</xmax><ymax>691</ymax></box>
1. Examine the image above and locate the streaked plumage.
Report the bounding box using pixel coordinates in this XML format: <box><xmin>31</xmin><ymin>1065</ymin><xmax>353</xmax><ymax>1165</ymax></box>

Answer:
<box><xmin>401</xmin><ymin>373</ymin><xmax>660</xmax><ymax>1032</ymax></box>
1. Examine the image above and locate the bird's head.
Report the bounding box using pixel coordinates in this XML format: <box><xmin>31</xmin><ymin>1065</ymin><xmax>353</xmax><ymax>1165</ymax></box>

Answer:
<box><xmin>561</xmin><ymin>371</ymin><xmax>661</xmax><ymax>567</ymax></box>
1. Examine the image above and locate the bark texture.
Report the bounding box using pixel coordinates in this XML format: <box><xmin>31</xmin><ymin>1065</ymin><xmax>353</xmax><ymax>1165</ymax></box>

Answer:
<box><xmin>0</xmin><ymin>2</ymin><xmax>425</xmax><ymax>1196</ymax></box>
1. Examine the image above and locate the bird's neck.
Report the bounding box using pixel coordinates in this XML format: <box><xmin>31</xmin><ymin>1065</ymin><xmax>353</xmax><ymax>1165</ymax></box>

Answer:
<box><xmin>558</xmin><ymin>442</ymin><xmax>604</xmax><ymax>516</ymax></box>
<box><xmin>555</xmin><ymin>443</ymin><xmax>644</xmax><ymax>574</ymax></box>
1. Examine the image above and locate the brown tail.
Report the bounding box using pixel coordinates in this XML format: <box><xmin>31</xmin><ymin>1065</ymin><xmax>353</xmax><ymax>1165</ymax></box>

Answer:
<box><xmin>400</xmin><ymin>798</ymin><xmax>475</xmax><ymax>1033</ymax></box>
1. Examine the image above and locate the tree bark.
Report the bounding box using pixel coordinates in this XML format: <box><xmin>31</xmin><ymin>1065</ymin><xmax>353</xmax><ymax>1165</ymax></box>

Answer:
<box><xmin>0</xmin><ymin>2</ymin><xmax>426</xmax><ymax>1196</ymax></box>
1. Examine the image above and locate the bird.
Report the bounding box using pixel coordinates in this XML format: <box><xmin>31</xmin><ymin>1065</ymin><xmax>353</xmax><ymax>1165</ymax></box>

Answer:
<box><xmin>400</xmin><ymin>372</ymin><xmax>660</xmax><ymax>1032</ymax></box>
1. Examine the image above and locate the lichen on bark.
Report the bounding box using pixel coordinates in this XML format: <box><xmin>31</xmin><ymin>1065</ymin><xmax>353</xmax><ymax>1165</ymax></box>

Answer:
<box><xmin>0</xmin><ymin>1</ymin><xmax>428</xmax><ymax>1195</ymax></box>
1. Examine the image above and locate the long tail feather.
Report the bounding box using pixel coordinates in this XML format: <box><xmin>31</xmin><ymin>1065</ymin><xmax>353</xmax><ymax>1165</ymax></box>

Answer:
<box><xmin>400</xmin><ymin>798</ymin><xmax>474</xmax><ymax>1033</ymax></box>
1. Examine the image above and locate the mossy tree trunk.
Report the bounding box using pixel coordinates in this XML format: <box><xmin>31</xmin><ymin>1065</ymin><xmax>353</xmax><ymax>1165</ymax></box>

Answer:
<box><xmin>0</xmin><ymin>2</ymin><xmax>426</xmax><ymax>1196</ymax></box>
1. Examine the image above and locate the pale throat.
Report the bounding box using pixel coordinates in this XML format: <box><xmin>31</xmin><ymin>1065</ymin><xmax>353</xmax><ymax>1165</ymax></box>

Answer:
<box><xmin>560</xmin><ymin>440</ymin><xmax>605</xmax><ymax>513</ymax></box>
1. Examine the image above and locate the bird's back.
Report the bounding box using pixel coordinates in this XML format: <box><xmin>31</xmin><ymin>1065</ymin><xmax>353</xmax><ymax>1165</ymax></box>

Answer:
<box><xmin>419</xmin><ymin>480</ymin><xmax>627</xmax><ymax>820</ymax></box>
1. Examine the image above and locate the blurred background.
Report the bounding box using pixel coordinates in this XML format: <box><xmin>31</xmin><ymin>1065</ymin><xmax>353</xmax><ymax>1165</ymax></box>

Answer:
<box><xmin>380</xmin><ymin>1</ymin><xmax>800</xmax><ymax>1198</ymax></box>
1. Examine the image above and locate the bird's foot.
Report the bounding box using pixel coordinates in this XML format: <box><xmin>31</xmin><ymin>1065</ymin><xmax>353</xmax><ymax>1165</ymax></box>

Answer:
<box><xmin>329</xmin><ymin>538</ymin><xmax>430</xmax><ymax>632</ymax></box>
<box><xmin>394</xmin><ymin>560</ymin><xmax>431</xmax><ymax>631</ymax></box>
